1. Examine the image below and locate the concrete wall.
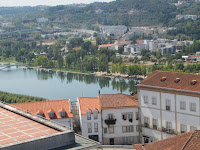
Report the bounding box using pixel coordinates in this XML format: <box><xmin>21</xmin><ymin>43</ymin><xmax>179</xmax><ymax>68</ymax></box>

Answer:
<box><xmin>52</xmin><ymin>118</ymin><xmax>73</xmax><ymax>129</ymax></box>
<box><xmin>3</xmin><ymin>131</ymin><xmax>75</xmax><ymax>150</ymax></box>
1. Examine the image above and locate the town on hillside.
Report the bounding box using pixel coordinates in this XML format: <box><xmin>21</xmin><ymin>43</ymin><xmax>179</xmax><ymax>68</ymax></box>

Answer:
<box><xmin>1</xmin><ymin>0</ymin><xmax>200</xmax><ymax>149</ymax></box>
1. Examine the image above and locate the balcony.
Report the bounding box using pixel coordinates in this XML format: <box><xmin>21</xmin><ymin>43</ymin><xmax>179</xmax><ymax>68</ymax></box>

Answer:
<box><xmin>105</xmin><ymin>118</ymin><xmax>117</xmax><ymax>126</ymax></box>
<box><xmin>162</xmin><ymin>127</ymin><xmax>176</xmax><ymax>134</ymax></box>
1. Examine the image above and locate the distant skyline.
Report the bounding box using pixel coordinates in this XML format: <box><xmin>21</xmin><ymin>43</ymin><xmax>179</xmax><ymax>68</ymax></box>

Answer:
<box><xmin>0</xmin><ymin>0</ymin><xmax>114</xmax><ymax>7</ymax></box>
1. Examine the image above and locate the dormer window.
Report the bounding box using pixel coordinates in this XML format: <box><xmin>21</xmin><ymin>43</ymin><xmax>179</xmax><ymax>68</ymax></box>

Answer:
<box><xmin>37</xmin><ymin>112</ymin><xmax>44</xmax><ymax>117</ymax></box>
<box><xmin>174</xmin><ymin>78</ymin><xmax>180</xmax><ymax>83</ymax></box>
<box><xmin>87</xmin><ymin>110</ymin><xmax>91</xmax><ymax>120</ymax></box>
<box><xmin>190</xmin><ymin>80</ymin><xmax>197</xmax><ymax>85</ymax></box>
<box><xmin>93</xmin><ymin>109</ymin><xmax>98</xmax><ymax>120</ymax></box>
<box><xmin>48</xmin><ymin>112</ymin><xmax>55</xmax><ymax>118</ymax></box>
<box><xmin>60</xmin><ymin>111</ymin><xmax>66</xmax><ymax>117</ymax></box>
<box><xmin>160</xmin><ymin>77</ymin><xmax>167</xmax><ymax>82</ymax></box>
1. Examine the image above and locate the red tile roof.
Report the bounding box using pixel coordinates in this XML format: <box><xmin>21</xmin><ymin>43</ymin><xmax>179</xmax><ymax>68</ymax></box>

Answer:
<box><xmin>138</xmin><ymin>70</ymin><xmax>200</xmax><ymax>94</ymax></box>
<box><xmin>99</xmin><ymin>44</ymin><xmax>115</xmax><ymax>47</ymax></box>
<box><xmin>99</xmin><ymin>93</ymin><xmax>138</xmax><ymax>109</ymax></box>
<box><xmin>0</xmin><ymin>107</ymin><xmax>58</xmax><ymax>146</ymax></box>
<box><xmin>78</xmin><ymin>97</ymin><xmax>101</xmax><ymax>115</ymax></box>
<box><xmin>134</xmin><ymin>130</ymin><xmax>200</xmax><ymax>150</ymax></box>
<box><xmin>11</xmin><ymin>100</ymin><xmax>73</xmax><ymax>119</ymax></box>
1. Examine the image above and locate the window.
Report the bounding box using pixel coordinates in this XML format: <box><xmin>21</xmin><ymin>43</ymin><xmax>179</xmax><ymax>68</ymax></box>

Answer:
<box><xmin>153</xmin><ymin>119</ymin><xmax>157</xmax><ymax>129</ymax></box>
<box><xmin>123</xmin><ymin>137</ymin><xmax>128</xmax><ymax>144</ymax></box>
<box><xmin>94</xmin><ymin>123</ymin><xmax>98</xmax><ymax>132</ymax></box>
<box><xmin>152</xmin><ymin>97</ymin><xmax>157</xmax><ymax>105</ymax></box>
<box><xmin>108</xmin><ymin>126</ymin><xmax>114</xmax><ymax>134</ymax></box>
<box><xmin>122</xmin><ymin>113</ymin><xmax>133</xmax><ymax>122</ymax></box>
<box><xmin>166</xmin><ymin>121</ymin><xmax>172</xmax><ymax>130</ymax></box>
<box><xmin>166</xmin><ymin>99</ymin><xmax>171</xmax><ymax>111</ymax></box>
<box><xmin>122</xmin><ymin>125</ymin><xmax>134</xmax><ymax>133</ymax></box>
<box><xmin>87</xmin><ymin>123</ymin><xmax>92</xmax><ymax>133</ymax></box>
<box><xmin>37</xmin><ymin>112</ymin><xmax>44</xmax><ymax>117</ymax></box>
<box><xmin>60</xmin><ymin>111</ymin><xmax>65</xmax><ymax>117</ymax></box>
<box><xmin>93</xmin><ymin>110</ymin><xmax>98</xmax><ymax>120</ymax></box>
<box><xmin>144</xmin><ymin>96</ymin><xmax>148</xmax><ymax>104</ymax></box>
<box><xmin>180</xmin><ymin>101</ymin><xmax>186</xmax><ymax>110</ymax></box>
<box><xmin>104</xmin><ymin>128</ymin><xmax>107</xmax><ymax>134</ymax></box>
<box><xmin>129</xmin><ymin>137</ymin><xmax>134</xmax><ymax>144</ymax></box>
<box><xmin>190</xmin><ymin>103</ymin><xmax>196</xmax><ymax>112</ymax></box>
<box><xmin>181</xmin><ymin>124</ymin><xmax>187</xmax><ymax>133</ymax></box>
<box><xmin>136</xmin><ymin>112</ymin><xmax>139</xmax><ymax>120</ymax></box>
<box><xmin>48</xmin><ymin>112</ymin><xmax>54</xmax><ymax>118</ymax></box>
<box><xmin>108</xmin><ymin>114</ymin><xmax>113</xmax><ymax>119</ymax></box>
<box><xmin>144</xmin><ymin>117</ymin><xmax>149</xmax><ymax>127</ymax></box>
<box><xmin>87</xmin><ymin>110</ymin><xmax>91</xmax><ymax>120</ymax></box>
<box><xmin>190</xmin><ymin>126</ymin><xmax>197</xmax><ymax>131</ymax></box>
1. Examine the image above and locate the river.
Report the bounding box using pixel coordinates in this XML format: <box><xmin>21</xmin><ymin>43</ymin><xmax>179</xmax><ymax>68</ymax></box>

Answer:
<box><xmin>0</xmin><ymin>65</ymin><xmax>140</xmax><ymax>101</ymax></box>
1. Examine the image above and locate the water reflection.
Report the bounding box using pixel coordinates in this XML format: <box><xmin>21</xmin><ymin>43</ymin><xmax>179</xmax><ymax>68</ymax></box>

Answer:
<box><xmin>27</xmin><ymin>68</ymin><xmax>141</xmax><ymax>93</ymax></box>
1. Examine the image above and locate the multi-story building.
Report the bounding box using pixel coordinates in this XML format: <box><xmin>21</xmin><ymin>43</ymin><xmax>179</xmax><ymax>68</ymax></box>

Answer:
<box><xmin>78</xmin><ymin>97</ymin><xmax>102</xmax><ymax>142</ymax></box>
<box><xmin>78</xmin><ymin>93</ymin><xmax>140</xmax><ymax>145</ymax></box>
<box><xmin>137</xmin><ymin>70</ymin><xmax>200</xmax><ymax>143</ymax></box>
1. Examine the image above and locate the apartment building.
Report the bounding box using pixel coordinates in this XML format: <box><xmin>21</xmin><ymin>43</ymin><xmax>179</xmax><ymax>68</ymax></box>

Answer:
<box><xmin>78</xmin><ymin>93</ymin><xmax>140</xmax><ymax>145</ymax></box>
<box><xmin>137</xmin><ymin>70</ymin><xmax>200</xmax><ymax>143</ymax></box>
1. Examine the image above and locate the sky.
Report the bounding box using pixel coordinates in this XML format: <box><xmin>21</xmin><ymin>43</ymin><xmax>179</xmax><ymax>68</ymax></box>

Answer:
<box><xmin>0</xmin><ymin>0</ymin><xmax>114</xmax><ymax>7</ymax></box>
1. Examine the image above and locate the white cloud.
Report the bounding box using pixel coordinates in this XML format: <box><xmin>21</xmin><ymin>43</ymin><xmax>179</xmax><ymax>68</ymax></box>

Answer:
<box><xmin>0</xmin><ymin>0</ymin><xmax>114</xmax><ymax>7</ymax></box>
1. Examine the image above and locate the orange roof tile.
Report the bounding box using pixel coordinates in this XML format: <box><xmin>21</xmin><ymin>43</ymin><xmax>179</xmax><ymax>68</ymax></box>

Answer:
<box><xmin>99</xmin><ymin>44</ymin><xmax>115</xmax><ymax>47</ymax></box>
<box><xmin>138</xmin><ymin>70</ymin><xmax>200</xmax><ymax>94</ymax></box>
<box><xmin>11</xmin><ymin>100</ymin><xmax>73</xmax><ymax>119</ymax></box>
<box><xmin>134</xmin><ymin>130</ymin><xmax>200</xmax><ymax>150</ymax></box>
<box><xmin>99</xmin><ymin>93</ymin><xmax>138</xmax><ymax>109</ymax></box>
<box><xmin>78</xmin><ymin>97</ymin><xmax>101</xmax><ymax>115</ymax></box>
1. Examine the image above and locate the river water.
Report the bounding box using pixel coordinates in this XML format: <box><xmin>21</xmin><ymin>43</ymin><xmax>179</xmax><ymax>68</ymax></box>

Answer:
<box><xmin>0</xmin><ymin>65</ymin><xmax>140</xmax><ymax>101</ymax></box>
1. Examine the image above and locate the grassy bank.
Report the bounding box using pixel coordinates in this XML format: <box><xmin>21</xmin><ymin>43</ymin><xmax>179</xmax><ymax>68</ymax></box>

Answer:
<box><xmin>0</xmin><ymin>91</ymin><xmax>45</xmax><ymax>103</ymax></box>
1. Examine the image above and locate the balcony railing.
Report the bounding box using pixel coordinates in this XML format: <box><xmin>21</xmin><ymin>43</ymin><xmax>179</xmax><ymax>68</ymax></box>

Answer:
<box><xmin>162</xmin><ymin>127</ymin><xmax>176</xmax><ymax>134</ymax></box>
<box><xmin>144</xmin><ymin>123</ymin><xmax>149</xmax><ymax>128</ymax></box>
<box><xmin>105</xmin><ymin>118</ymin><xmax>117</xmax><ymax>126</ymax></box>
<box><xmin>153</xmin><ymin>125</ymin><xmax>157</xmax><ymax>129</ymax></box>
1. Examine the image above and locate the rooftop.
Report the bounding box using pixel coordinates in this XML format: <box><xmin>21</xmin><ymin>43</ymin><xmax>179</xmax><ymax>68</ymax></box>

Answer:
<box><xmin>11</xmin><ymin>99</ymin><xmax>73</xmax><ymax>119</ymax></box>
<box><xmin>134</xmin><ymin>130</ymin><xmax>200</xmax><ymax>150</ymax></box>
<box><xmin>99</xmin><ymin>93</ymin><xmax>138</xmax><ymax>110</ymax></box>
<box><xmin>0</xmin><ymin>107</ymin><xmax>58</xmax><ymax>146</ymax></box>
<box><xmin>0</xmin><ymin>102</ymin><xmax>75</xmax><ymax>150</ymax></box>
<box><xmin>138</xmin><ymin>70</ymin><xmax>200</xmax><ymax>94</ymax></box>
<box><xmin>78</xmin><ymin>97</ymin><xmax>100</xmax><ymax>115</ymax></box>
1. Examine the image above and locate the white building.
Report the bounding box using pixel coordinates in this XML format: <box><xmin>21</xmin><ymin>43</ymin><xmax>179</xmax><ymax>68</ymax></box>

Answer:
<box><xmin>124</xmin><ymin>44</ymin><xmax>146</xmax><ymax>55</ymax></box>
<box><xmin>78</xmin><ymin>97</ymin><xmax>102</xmax><ymax>142</ymax></box>
<box><xmin>137</xmin><ymin>70</ymin><xmax>200</xmax><ymax>143</ymax></box>
<box><xmin>36</xmin><ymin>17</ymin><xmax>49</xmax><ymax>23</ymax></box>
<box><xmin>78</xmin><ymin>93</ymin><xmax>140</xmax><ymax>145</ymax></box>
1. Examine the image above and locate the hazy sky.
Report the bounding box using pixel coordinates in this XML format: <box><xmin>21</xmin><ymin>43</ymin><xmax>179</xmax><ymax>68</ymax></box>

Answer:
<box><xmin>0</xmin><ymin>0</ymin><xmax>114</xmax><ymax>7</ymax></box>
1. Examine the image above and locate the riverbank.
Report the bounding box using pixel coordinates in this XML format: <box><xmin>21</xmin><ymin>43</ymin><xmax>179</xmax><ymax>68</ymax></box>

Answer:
<box><xmin>26</xmin><ymin>66</ymin><xmax>145</xmax><ymax>80</ymax></box>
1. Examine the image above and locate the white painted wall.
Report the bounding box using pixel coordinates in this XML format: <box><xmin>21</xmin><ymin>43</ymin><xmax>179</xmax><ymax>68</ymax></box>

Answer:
<box><xmin>80</xmin><ymin>114</ymin><xmax>102</xmax><ymax>142</ymax></box>
<box><xmin>102</xmin><ymin>108</ymin><xmax>139</xmax><ymax>144</ymax></box>
<box><xmin>140</xmin><ymin>89</ymin><xmax>200</xmax><ymax>143</ymax></box>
